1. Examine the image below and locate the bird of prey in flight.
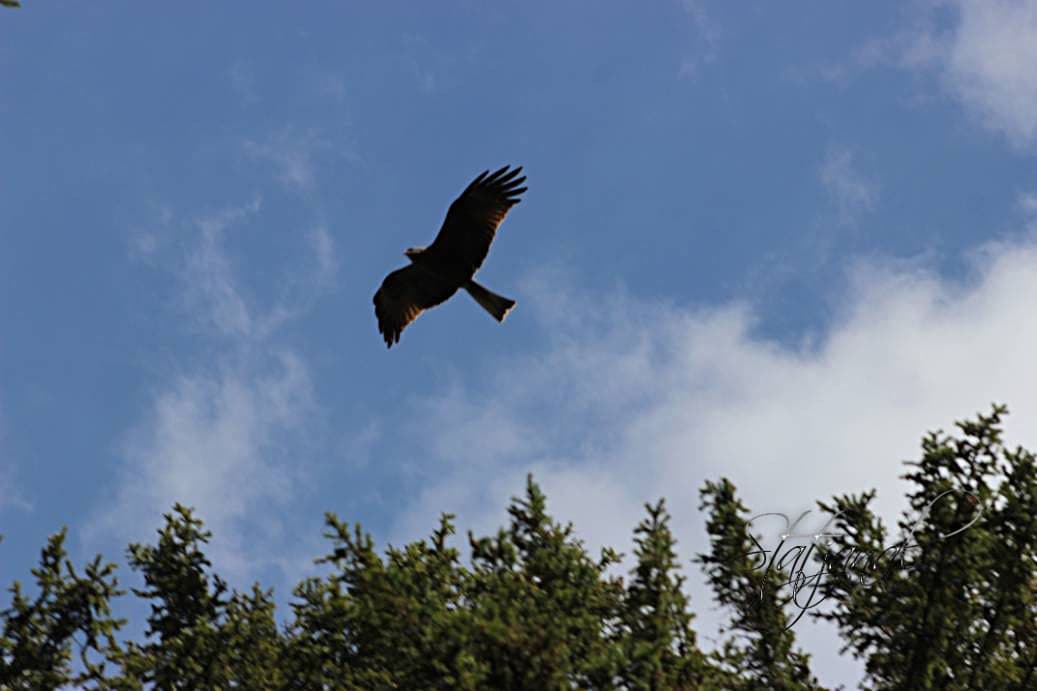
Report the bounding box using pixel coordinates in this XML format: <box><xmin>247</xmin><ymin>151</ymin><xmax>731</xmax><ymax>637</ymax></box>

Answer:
<box><xmin>373</xmin><ymin>165</ymin><xmax>527</xmax><ymax>348</ymax></box>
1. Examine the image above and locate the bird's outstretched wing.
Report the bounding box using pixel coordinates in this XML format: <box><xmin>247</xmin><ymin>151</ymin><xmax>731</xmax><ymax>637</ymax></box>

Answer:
<box><xmin>373</xmin><ymin>263</ymin><xmax>458</xmax><ymax>348</ymax></box>
<box><xmin>424</xmin><ymin>165</ymin><xmax>527</xmax><ymax>279</ymax></box>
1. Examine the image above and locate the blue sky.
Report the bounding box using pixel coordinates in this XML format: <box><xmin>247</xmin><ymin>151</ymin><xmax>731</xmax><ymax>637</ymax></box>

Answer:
<box><xmin>3</xmin><ymin>1</ymin><xmax>1037</xmax><ymax>685</ymax></box>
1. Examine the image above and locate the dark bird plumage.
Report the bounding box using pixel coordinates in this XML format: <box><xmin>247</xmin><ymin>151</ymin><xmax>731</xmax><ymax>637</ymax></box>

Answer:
<box><xmin>373</xmin><ymin>165</ymin><xmax>526</xmax><ymax>348</ymax></box>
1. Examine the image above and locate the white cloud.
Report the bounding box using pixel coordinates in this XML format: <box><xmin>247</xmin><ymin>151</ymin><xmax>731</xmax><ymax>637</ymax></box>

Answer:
<box><xmin>400</xmin><ymin>33</ymin><xmax>442</xmax><ymax>94</ymax></box>
<box><xmin>679</xmin><ymin>0</ymin><xmax>720</xmax><ymax>79</ymax></box>
<box><xmin>382</xmin><ymin>230</ymin><xmax>1037</xmax><ymax>687</ymax></box>
<box><xmin>243</xmin><ymin>129</ymin><xmax>326</xmax><ymax>193</ymax></box>
<box><xmin>831</xmin><ymin>1</ymin><xmax>1037</xmax><ymax>149</ymax></box>
<box><xmin>0</xmin><ymin>454</ymin><xmax>29</xmax><ymax>513</ymax></box>
<box><xmin>88</xmin><ymin>352</ymin><xmax>313</xmax><ymax>579</ymax></box>
<box><xmin>819</xmin><ymin>147</ymin><xmax>880</xmax><ymax>225</ymax></box>
<box><xmin>90</xmin><ymin>200</ymin><xmax>334</xmax><ymax>583</ymax></box>
<box><xmin>308</xmin><ymin>225</ymin><xmax>338</xmax><ymax>290</ymax></box>
<box><xmin>940</xmin><ymin>0</ymin><xmax>1037</xmax><ymax>148</ymax></box>
<box><xmin>1018</xmin><ymin>190</ymin><xmax>1037</xmax><ymax>217</ymax></box>
<box><xmin>181</xmin><ymin>200</ymin><xmax>262</xmax><ymax>340</ymax></box>
<box><xmin>255</xmin><ymin>223</ymin><xmax>339</xmax><ymax>339</ymax></box>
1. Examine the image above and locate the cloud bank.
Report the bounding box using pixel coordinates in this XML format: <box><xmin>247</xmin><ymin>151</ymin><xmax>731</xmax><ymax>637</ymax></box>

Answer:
<box><xmin>381</xmin><ymin>221</ymin><xmax>1037</xmax><ymax>685</ymax></box>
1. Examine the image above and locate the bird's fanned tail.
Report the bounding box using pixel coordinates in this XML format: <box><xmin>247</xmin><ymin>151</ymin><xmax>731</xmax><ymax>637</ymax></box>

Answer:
<box><xmin>464</xmin><ymin>280</ymin><xmax>516</xmax><ymax>322</ymax></box>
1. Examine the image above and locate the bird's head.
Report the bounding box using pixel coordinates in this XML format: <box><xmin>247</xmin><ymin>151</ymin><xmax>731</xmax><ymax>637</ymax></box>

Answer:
<box><xmin>404</xmin><ymin>246</ymin><xmax>426</xmax><ymax>262</ymax></box>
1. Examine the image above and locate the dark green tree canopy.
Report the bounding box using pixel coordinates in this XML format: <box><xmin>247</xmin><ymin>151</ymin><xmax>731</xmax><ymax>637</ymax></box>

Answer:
<box><xmin>2</xmin><ymin>406</ymin><xmax>1034</xmax><ymax>689</ymax></box>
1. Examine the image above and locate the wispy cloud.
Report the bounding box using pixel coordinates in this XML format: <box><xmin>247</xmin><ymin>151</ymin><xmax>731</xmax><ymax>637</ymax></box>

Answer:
<box><xmin>127</xmin><ymin>206</ymin><xmax>174</xmax><ymax>265</ymax></box>
<box><xmin>308</xmin><ymin>224</ymin><xmax>338</xmax><ymax>288</ymax></box>
<box><xmin>89</xmin><ymin>350</ymin><xmax>314</xmax><ymax>579</ymax></box>
<box><xmin>243</xmin><ymin>128</ymin><xmax>327</xmax><ymax>193</ymax></box>
<box><xmin>819</xmin><ymin>146</ymin><xmax>880</xmax><ymax>225</ymax></box>
<box><xmin>257</xmin><ymin>223</ymin><xmax>339</xmax><ymax>339</ymax></box>
<box><xmin>1020</xmin><ymin>190</ymin><xmax>1037</xmax><ymax>217</ymax></box>
<box><xmin>812</xmin><ymin>1</ymin><xmax>1037</xmax><ymax>150</ymax></box>
<box><xmin>181</xmin><ymin>199</ymin><xmax>263</xmax><ymax>340</ymax></box>
<box><xmin>92</xmin><ymin>199</ymin><xmax>336</xmax><ymax>583</ymax></box>
<box><xmin>938</xmin><ymin>0</ymin><xmax>1037</xmax><ymax>149</ymax></box>
<box><xmin>0</xmin><ymin>476</ymin><xmax>29</xmax><ymax>512</ymax></box>
<box><xmin>679</xmin><ymin>0</ymin><xmax>720</xmax><ymax>79</ymax></box>
<box><xmin>313</xmin><ymin>73</ymin><xmax>347</xmax><ymax>102</ymax></box>
<box><xmin>0</xmin><ymin>402</ymin><xmax>30</xmax><ymax>512</ymax></box>
<box><xmin>400</xmin><ymin>33</ymin><xmax>443</xmax><ymax>94</ymax></box>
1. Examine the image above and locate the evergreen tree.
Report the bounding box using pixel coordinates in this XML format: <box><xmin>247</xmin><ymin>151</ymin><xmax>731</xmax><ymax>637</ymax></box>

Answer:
<box><xmin>111</xmin><ymin>504</ymin><xmax>286</xmax><ymax>689</ymax></box>
<box><xmin>618</xmin><ymin>500</ymin><xmax>718</xmax><ymax>690</ymax></box>
<box><xmin>0</xmin><ymin>531</ymin><xmax>122</xmax><ymax>688</ymax></box>
<box><xmin>1</xmin><ymin>407</ymin><xmax>1034</xmax><ymax>689</ymax></box>
<box><xmin>696</xmin><ymin>479</ymin><xmax>824</xmax><ymax>691</ymax></box>
<box><xmin>464</xmin><ymin>476</ymin><xmax>626</xmax><ymax>689</ymax></box>
<box><xmin>812</xmin><ymin>404</ymin><xmax>1037</xmax><ymax>690</ymax></box>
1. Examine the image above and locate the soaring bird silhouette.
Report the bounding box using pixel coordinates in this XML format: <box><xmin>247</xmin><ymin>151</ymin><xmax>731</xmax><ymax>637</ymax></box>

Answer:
<box><xmin>373</xmin><ymin>165</ymin><xmax>526</xmax><ymax>348</ymax></box>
